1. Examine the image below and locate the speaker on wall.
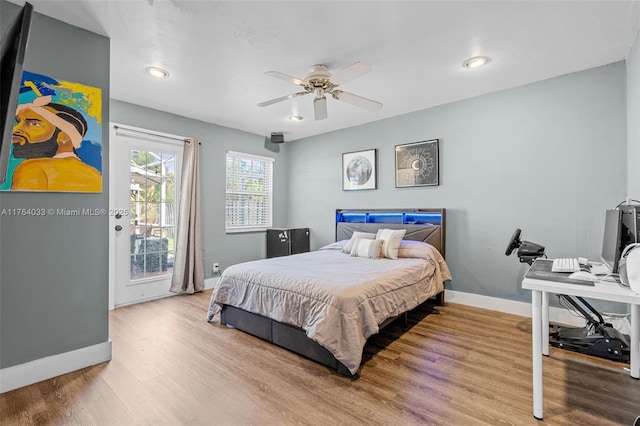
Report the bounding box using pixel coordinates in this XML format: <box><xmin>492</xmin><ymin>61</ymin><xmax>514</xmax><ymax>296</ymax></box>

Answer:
<box><xmin>271</xmin><ymin>132</ymin><xmax>284</xmax><ymax>143</ymax></box>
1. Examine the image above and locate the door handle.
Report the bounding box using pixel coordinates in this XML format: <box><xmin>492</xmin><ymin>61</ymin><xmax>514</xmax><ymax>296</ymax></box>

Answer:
<box><xmin>115</xmin><ymin>225</ymin><xmax>123</xmax><ymax>231</ymax></box>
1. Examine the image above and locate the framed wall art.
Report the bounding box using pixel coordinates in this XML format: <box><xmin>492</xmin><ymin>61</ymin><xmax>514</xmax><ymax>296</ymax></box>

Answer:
<box><xmin>395</xmin><ymin>139</ymin><xmax>439</xmax><ymax>187</ymax></box>
<box><xmin>1</xmin><ymin>70</ymin><xmax>103</xmax><ymax>193</ymax></box>
<box><xmin>342</xmin><ymin>149</ymin><xmax>377</xmax><ymax>191</ymax></box>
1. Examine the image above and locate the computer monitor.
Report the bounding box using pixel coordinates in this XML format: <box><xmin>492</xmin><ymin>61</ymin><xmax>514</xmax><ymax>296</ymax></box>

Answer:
<box><xmin>619</xmin><ymin>205</ymin><xmax>640</xmax><ymax>245</ymax></box>
<box><xmin>601</xmin><ymin>209</ymin><xmax>623</xmax><ymax>273</ymax></box>
<box><xmin>0</xmin><ymin>2</ymin><xmax>33</xmax><ymax>184</ymax></box>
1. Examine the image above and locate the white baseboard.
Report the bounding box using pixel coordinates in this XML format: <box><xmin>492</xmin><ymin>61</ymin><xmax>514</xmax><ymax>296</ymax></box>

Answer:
<box><xmin>111</xmin><ymin>278</ymin><xmax>219</xmax><ymax>310</ymax></box>
<box><xmin>0</xmin><ymin>340</ymin><xmax>112</xmax><ymax>394</ymax></box>
<box><xmin>204</xmin><ymin>276</ymin><xmax>219</xmax><ymax>289</ymax></box>
<box><xmin>446</xmin><ymin>290</ymin><xmax>585</xmax><ymax>327</ymax></box>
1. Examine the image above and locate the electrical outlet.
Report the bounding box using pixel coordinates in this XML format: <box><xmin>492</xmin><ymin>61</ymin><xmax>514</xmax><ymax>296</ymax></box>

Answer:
<box><xmin>213</xmin><ymin>262</ymin><xmax>220</xmax><ymax>275</ymax></box>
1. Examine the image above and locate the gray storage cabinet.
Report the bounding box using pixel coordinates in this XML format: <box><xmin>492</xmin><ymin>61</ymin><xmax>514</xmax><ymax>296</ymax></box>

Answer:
<box><xmin>267</xmin><ymin>228</ymin><xmax>310</xmax><ymax>258</ymax></box>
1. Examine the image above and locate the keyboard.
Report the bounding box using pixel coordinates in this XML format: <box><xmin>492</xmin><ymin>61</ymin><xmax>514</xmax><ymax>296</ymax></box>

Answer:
<box><xmin>551</xmin><ymin>257</ymin><xmax>581</xmax><ymax>273</ymax></box>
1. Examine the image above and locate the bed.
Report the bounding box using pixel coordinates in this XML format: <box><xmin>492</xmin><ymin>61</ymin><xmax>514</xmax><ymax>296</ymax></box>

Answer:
<box><xmin>206</xmin><ymin>208</ymin><xmax>451</xmax><ymax>376</ymax></box>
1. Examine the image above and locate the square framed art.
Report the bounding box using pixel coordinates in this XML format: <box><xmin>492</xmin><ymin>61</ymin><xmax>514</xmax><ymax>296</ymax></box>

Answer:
<box><xmin>395</xmin><ymin>139</ymin><xmax>439</xmax><ymax>187</ymax></box>
<box><xmin>342</xmin><ymin>149</ymin><xmax>377</xmax><ymax>191</ymax></box>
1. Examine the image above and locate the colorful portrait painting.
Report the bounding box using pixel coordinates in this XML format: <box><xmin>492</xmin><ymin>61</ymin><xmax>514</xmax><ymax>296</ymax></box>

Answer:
<box><xmin>0</xmin><ymin>70</ymin><xmax>102</xmax><ymax>192</ymax></box>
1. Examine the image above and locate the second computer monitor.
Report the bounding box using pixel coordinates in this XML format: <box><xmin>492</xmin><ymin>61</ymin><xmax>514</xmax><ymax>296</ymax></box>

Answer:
<box><xmin>601</xmin><ymin>209</ymin><xmax>623</xmax><ymax>273</ymax></box>
<box><xmin>619</xmin><ymin>204</ymin><xmax>640</xmax><ymax>245</ymax></box>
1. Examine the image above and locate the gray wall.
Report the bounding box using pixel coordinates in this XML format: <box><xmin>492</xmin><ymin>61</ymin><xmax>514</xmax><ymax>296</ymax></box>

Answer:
<box><xmin>628</xmin><ymin>32</ymin><xmax>640</xmax><ymax>198</ymax></box>
<box><xmin>286</xmin><ymin>62</ymin><xmax>627</xmax><ymax>305</ymax></box>
<box><xmin>110</xmin><ymin>100</ymin><xmax>289</xmax><ymax>277</ymax></box>
<box><xmin>0</xmin><ymin>1</ymin><xmax>110</xmax><ymax>368</ymax></box>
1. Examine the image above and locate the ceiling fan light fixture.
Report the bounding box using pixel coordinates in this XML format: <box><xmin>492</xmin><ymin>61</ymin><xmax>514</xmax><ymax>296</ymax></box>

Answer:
<box><xmin>314</xmin><ymin>97</ymin><xmax>328</xmax><ymax>120</ymax></box>
<box><xmin>463</xmin><ymin>55</ymin><xmax>490</xmax><ymax>69</ymax></box>
<box><xmin>145</xmin><ymin>66</ymin><xmax>170</xmax><ymax>79</ymax></box>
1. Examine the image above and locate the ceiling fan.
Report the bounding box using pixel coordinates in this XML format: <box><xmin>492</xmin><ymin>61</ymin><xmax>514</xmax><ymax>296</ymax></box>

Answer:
<box><xmin>257</xmin><ymin>62</ymin><xmax>383</xmax><ymax>120</ymax></box>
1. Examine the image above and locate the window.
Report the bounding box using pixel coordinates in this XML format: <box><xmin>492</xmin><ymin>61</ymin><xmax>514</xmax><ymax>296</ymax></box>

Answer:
<box><xmin>129</xmin><ymin>149</ymin><xmax>178</xmax><ymax>280</ymax></box>
<box><xmin>225</xmin><ymin>151</ymin><xmax>274</xmax><ymax>233</ymax></box>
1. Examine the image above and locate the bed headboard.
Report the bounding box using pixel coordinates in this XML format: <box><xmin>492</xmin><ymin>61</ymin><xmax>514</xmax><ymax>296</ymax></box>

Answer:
<box><xmin>335</xmin><ymin>208</ymin><xmax>446</xmax><ymax>258</ymax></box>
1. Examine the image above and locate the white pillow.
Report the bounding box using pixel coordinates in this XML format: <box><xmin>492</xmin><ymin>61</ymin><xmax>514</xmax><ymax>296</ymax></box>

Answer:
<box><xmin>375</xmin><ymin>229</ymin><xmax>406</xmax><ymax>259</ymax></box>
<box><xmin>342</xmin><ymin>232</ymin><xmax>376</xmax><ymax>254</ymax></box>
<box><xmin>397</xmin><ymin>240</ymin><xmax>436</xmax><ymax>260</ymax></box>
<box><xmin>350</xmin><ymin>238</ymin><xmax>383</xmax><ymax>259</ymax></box>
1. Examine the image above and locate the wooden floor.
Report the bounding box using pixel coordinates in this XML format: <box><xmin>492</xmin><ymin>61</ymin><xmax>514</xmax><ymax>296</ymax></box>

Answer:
<box><xmin>1</xmin><ymin>290</ymin><xmax>638</xmax><ymax>425</ymax></box>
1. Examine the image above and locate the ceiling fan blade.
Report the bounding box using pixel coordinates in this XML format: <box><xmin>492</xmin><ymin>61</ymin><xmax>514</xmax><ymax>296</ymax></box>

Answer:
<box><xmin>314</xmin><ymin>97</ymin><xmax>328</xmax><ymax>120</ymax></box>
<box><xmin>329</xmin><ymin>62</ymin><xmax>372</xmax><ymax>85</ymax></box>
<box><xmin>265</xmin><ymin>71</ymin><xmax>307</xmax><ymax>86</ymax></box>
<box><xmin>332</xmin><ymin>90</ymin><xmax>382</xmax><ymax>112</ymax></box>
<box><xmin>257</xmin><ymin>91</ymin><xmax>309</xmax><ymax>107</ymax></box>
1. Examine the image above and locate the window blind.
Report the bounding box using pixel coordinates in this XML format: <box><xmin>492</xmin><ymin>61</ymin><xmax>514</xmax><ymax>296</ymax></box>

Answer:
<box><xmin>225</xmin><ymin>151</ymin><xmax>274</xmax><ymax>233</ymax></box>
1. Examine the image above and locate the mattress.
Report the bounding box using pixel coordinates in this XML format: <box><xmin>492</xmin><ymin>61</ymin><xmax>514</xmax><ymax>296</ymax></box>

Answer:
<box><xmin>207</xmin><ymin>243</ymin><xmax>451</xmax><ymax>374</ymax></box>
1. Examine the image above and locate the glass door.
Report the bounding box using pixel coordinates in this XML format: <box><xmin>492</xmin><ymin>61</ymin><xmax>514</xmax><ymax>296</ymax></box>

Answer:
<box><xmin>129</xmin><ymin>150</ymin><xmax>177</xmax><ymax>281</ymax></box>
<box><xmin>110</xmin><ymin>125</ymin><xmax>183</xmax><ymax>307</ymax></box>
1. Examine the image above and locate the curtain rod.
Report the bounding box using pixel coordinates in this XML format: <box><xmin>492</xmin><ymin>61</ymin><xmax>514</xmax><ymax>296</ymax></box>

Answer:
<box><xmin>113</xmin><ymin>124</ymin><xmax>201</xmax><ymax>145</ymax></box>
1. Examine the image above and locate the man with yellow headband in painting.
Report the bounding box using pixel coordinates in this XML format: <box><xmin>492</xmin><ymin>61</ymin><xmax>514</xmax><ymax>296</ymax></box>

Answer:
<box><xmin>11</xmin><ymin>95</ymin><xmax>101</xmax><ymax>192</ymax></box>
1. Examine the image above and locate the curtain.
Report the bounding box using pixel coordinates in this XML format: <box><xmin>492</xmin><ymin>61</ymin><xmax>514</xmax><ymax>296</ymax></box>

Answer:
<box><xmin>170</xmin><ymin>139</ymin><xmax>205</xmax><ymax>294</ymax></box>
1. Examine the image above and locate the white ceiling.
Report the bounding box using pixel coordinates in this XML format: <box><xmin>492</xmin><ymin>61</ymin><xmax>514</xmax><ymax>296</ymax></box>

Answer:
<box><xmin>8</xmin><ymin>0</ymin><xmax>640</xmax><ymax>142</ymax></box>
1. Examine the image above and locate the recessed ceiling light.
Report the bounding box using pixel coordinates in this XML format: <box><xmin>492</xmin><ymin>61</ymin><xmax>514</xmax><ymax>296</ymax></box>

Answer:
<box><xmin>145</xmin><ymin>66</ymin><xmax>170</xmax><ymax>79</ymax></box>
<box><xmin>463</xmin><ymin>56</ymin><xmax>490</xmax><ymax>69</ymax></box>
<box><xmin>288</xmin><ymin>115</ymin><xmax>303</xmax><ymax>121</ymax></box>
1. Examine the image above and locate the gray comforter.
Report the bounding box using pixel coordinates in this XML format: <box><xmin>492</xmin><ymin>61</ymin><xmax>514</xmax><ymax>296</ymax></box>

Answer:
<box><xmin>207</xmin><ymin>246</ymin><xmax>451</xmax><ymax>374</ymax></box>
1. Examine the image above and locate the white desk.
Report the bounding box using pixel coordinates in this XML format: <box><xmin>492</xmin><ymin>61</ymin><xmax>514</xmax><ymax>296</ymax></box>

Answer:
<box><xmin>522</xmin><ymin>270</ymin><xmax>640</xmax><ymax>420</ymax></box>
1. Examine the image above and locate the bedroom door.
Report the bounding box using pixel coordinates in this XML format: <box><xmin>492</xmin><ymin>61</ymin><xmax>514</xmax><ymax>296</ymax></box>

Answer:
<box><xmin>109</xmin><ymin>124</ymin><xmax>184</xmax><ymax>308</ymax></box>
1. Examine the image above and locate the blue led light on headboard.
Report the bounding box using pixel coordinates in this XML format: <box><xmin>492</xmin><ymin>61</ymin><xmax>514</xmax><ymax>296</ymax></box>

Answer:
<box><xmin>368</xmin><ymin>213</ymin><xmax>403</xmax><ymax>224</ymax></box>
<box><xmin>336</xmin><ymin>209</ymin><xmax>442</xmax><ymax>226</ymax></box>
<box><xmin>405</xmin><ymin>213</ymin><xmax>442</xmax><ymax>225</ymax></box>
<box><xmin>336</xmin><ymin>212</ymin><xmax>368</xmax><ymax>223</ymax></box>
